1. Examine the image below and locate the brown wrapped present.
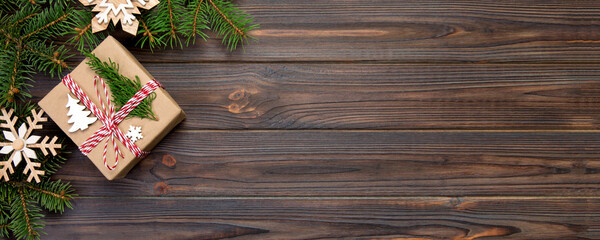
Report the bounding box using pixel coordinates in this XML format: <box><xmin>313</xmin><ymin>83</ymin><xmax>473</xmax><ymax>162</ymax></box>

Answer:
<box><xmin>39</xmin><ymin>36</ymin><xmax>185</xmax><ymax>180</ymax></box>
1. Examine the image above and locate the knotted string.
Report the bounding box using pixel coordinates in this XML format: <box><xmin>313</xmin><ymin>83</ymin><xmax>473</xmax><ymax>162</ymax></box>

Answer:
<box><xmin>62</xmin><ymin>74</ymin><xmax>162</xmax><ymax>170</ymax></box>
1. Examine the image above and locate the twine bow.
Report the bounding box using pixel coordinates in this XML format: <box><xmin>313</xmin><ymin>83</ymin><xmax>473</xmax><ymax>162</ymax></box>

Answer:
<box><xmin>62</xmin><ymin>74</ymin><xmax>162</xmax><ymax>170</ymax></box>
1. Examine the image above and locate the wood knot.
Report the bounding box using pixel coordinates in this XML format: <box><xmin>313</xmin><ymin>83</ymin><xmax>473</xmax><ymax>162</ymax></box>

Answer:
<box><xmin>153</xmin><ymin>182</ymin><xmax>170</xmax><ymax>195</ymax></box>
<box><xmin>162</xmin><ymin>154</ymin><xmax>176</xmax><ymax>168</ymax></box>
<box><xmin>229</xmin><ymin>89</ymin><xmax>246</xmax><ymax>100</ymax></box>
<box><xmin>228</xmin><ymin>103</ymin><xmax>241</xmax><ymax>113</ymax></box>
<box><xmin>227</xmin><ymin>89</ymin><xmax>252</xmax><ymax>114</ymax></box>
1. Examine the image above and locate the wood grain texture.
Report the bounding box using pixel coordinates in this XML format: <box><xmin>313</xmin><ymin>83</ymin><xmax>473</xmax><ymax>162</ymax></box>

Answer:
<box><xmin>94</xmin><ymin>0</ymin><xmax>600</xmax><ymax>63</ymax></box>
<box><xmin>30</xmin><ymin>0</ymin><xmax>600</xmax><ymax>238</ymax></box>
<box><xmin>50</xmin><ymin>130</ymin><xmax>600</xmax><ymax>197</ymax></box>
<box><xmin>42</xmin><ymin>197</ymin><xmax>600</xmax><ymax>239</ymax></box>
<box><xmin>32</xmin><ymin>63</ymin><xmax>600</xmax><ymax>130</ymax></box>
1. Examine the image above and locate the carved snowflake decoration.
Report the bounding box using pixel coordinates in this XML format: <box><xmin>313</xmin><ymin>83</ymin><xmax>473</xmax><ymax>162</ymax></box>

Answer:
<box><xmin>0</xmin><ymin>108</ymin><xmax>61</xmax><ymax>183</ymax></box>
<box><xmin>79</xmin><ymin>0</ymin><xmax>160</xmax><ymax>35</ymax></box>
<box><xmin>125</xmin><ymin>125</ymin><xmax>143</xmax><ymax>143</ymax></box>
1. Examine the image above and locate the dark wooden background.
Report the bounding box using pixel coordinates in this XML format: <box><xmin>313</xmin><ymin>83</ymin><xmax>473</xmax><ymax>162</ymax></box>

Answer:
<box><xmin>31</xmin><ymin>0</ymin><xmax>600</xmax><ymax>239</ymax></box>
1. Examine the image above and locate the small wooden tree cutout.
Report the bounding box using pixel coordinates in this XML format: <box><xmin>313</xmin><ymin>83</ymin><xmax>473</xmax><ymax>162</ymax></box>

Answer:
<box><xmin>66</xmin><ymin>94</ymin><xmax>97</xmax><ymax>132</ymax></box>
<box><xmin>0</xmin><ymin>108</ymin><xmax>61</xmax><ymax>183</ymax></box>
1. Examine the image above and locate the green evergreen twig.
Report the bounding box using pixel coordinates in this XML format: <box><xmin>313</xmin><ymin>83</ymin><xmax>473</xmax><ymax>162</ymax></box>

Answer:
<box><xmin>0</xmin><ymin>103</ymin><xmax>74</xmax><ymax>240</ymax></box>
<box><xmin>0</xmin><ymin>2</ymin><xmax>73</xmax><ymax>107</ymax></box>
<box><xmin>135</xmin><ymin>0</ymin><xmax>258</xmax><ymax>50</ymax></box>
<box><xmin>83</xmin><ymin>52</ymin><xmax>158</xmax><ymax>121</ymax></box>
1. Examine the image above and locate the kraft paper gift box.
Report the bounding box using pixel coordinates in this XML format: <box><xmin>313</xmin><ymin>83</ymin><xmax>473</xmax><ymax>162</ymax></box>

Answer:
<box><xmin>39</xmin><ymin>36</ymin><xmax>185</xmax><ymax>180</ymax></box>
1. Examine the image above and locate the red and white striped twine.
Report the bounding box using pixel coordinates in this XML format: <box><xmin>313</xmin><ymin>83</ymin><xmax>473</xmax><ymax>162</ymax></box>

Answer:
<box><xmin>62</xmin><ymin>74</ymin><xmax>162</xmax><ymax>170</ymax></box>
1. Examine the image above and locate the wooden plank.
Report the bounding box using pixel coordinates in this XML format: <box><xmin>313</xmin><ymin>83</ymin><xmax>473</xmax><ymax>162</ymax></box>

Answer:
<box><xmin>53</xmin><ymin>130</ymin><xmax>600</xmax><ymax>197</ymax></box>
<box><xmin>43</xmin><ymin>197</ymin><xmax>600</xmax><ymax>239</ymax></box>
<box><xmin>91</xmin><ymin>0</ymin><xmax>600</xmax><ymax>63</ymax></box>
<box><xmin>31</xmin><ymin>63</ymin><xmax>600</xmax><ymax>130</ymax></box>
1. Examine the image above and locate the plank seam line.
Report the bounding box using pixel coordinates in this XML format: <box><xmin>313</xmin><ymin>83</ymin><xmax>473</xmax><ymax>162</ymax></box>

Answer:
<box><xmin>171</xmin><ymin>129</ymin><xmax>600</xmax><ymax>133</ymax></box>
<box><xmin>65</xmin><ymin>60</ymin><xmax>600</xmax><ymax>65</ymax></box>
<box><xmin>74</xmin><ymin>196</ymin><xmax>600</xmax><ymax>200</ymax></box>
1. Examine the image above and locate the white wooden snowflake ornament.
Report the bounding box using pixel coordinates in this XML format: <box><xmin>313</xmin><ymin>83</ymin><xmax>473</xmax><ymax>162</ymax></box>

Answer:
<box><xmin>0</xmin><ymin>108</ymin><xmax>62</xmax><ymax>183</ymax></box>
<box><xmin>126</xmin><ymin>125</ymin><xmax>143</xmax><ymax>143</ymax></box>
<box><xmin>79</xmin><ymin>0</ymin><xmax>160</xmax><ymax>35</ymax></box>
<box><xmin>66</xmin><ymin>94</ymin><xmax>97</xmax><ymax>132</ymax></box>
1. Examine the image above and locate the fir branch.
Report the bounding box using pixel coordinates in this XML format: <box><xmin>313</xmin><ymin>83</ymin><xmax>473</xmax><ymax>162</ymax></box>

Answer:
<box><xmin>167</xmin><ymin>0</ymin><xmax>176</xmax><ymax>38</ymax></box>
<box><xmin>26</xmin><ymin>185</ymin><xmax>68</xmax><ymax>201</ymax></box>
<box><xmin>192</xmin><ymin>0</ymin><xmax>206</xmax><ymax>36</ymax></box>
<box><xmin>74</xmin><ymin>23</ymin><xmax>92</xmax><ymax>40</ymax></box>
<box><xmin>18</xmin><ymin>190</ymin><xmax>33</xmax><ymax>238</ymax></box>
<box><xmin>140</xmin><ymin>19</ymin><xmax>154</xmax><ymax>43</ymax></box>
<box><xmin>77</xmin><ymin>0</ymin><xmax>258</xmax><ymax>50</ymax></box>
<box><xmin>9</xmin><ymin>12</ymin><xmax>37</xmax><ymax>28</ymax></box>
<box><xmin>138</xmin><ymin>18</ymin><xmax>164</xmax><ymax>49</ymax></box>
<box><xmin>162</xmin><ymin>0</ymin><xmax>184</xmax><ymax>48</ymax></box>
<box><xmin>0</xmin><ymin>2</ymin><xmax>72</xmax><ymax>107</ymax></box>
<box><xmin>136</xmin><ymin>0</ymin><xmax>185</xmax><ymax>49</ymax></box>
<box><xmin>10</xmin><ymin>188</ymin><xmax>44</xmax><ymax>240</ymax></box>
<box><xmin>0</xmin><ymin>104</ymin><xmax>73</xmax><ymax>238</ymax></box>
<box><xmin>27</xmin><ymin>179</ymin><xmax>75</xmax><ymax>214</ymax></box>
<box><xmin>0</xmin><ymin>204</ymin><xmax>8</xmax><ymax>238</ymax></box>
<box><xmin>21</xmin><ymin>4</ymin><xmax>71</xmax><ymax>40</ymax></box>
<box><xmin>83</xmin><ymin>52</ymin><xmax>158</xmax><ymax>120</ymax></box>
<box><xmin>6</xmin><ymin>4</ymin><xmax>37</xmax><ymax>31</ymax></box>
<box><xmin>11</xmin><ymin>46</ymin><xmax>22</xmax><ymax>98</ymax></box>
<box><xmin>24</xmin><ymin>41</ymin><xmax>71</xmax><ymax>77</ymax></box>
<box><xmin>208</xmin><ymin>0</ymin><xmax>244</xmax><ymax>37</ymax></box>
<box><xmin>205</xmin><ymin>0</ymin><xmax>258</xmax><ymax>50</ymax></box>
<box><xmin>0</xmin><ymin>28</ymin><xmax>20</xmax><ymax>46</ymax></box>
<box><xmin>181</xmin><ymin>0</ymin><xmax>208</xmax><ymax>45</ymax></box>
<box><xmin>67</xmin><ymin>9</ymin><xmax>106</xmax><ymax>51</ymax></box>
<box><xmin>0</xmin><ymin>45</ymin><xmax>33</xmax><ymax>106</ymax></box>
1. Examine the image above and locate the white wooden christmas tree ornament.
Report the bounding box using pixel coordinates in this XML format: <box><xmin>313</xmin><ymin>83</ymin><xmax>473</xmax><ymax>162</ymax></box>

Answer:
<box><xmin>66</xmin><ymin>94</ymin><xmax>97</xmax><ymax>132</ymax></box>
<box><xmin>78</xmin><ymin>0</ymin><xmax>160</xmax><ymax>35</ymax></box>
<box><xmin>125</xmin><ymin>125</ymin><xmax>143</xmax><ymax>143</ymax></box>
<box><xmin>0</xmin><ymin>108</ymin><xmax>62</xmax><ymax>183</ymax></box>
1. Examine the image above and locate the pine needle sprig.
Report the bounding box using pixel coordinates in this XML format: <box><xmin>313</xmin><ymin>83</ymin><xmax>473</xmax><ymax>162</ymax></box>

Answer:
<box><xmin>0</xmin><ymin>1</ymin><xmax>73</xmax><ymax>107</ymax></box>
<box><xmin>10</xmin><ymin>189</ymin><xmax>45</xmax><ymax>240</ymax></box>
<box><xmin>164</xmin><ymin>0</ymin><xmax>184</xmax><ymax>48</ymax></box>
<box><xmin>129</xmin><ymin>0</ymin><xmax>258</xmax><ymax>50</ymax></box>
<box><xmin>1</xmin><ymin>177</ymin><xmax>74</xmax><ymax>240</ymax></box>
<box><xmin>26</xmin><ymin>180</ymin><xmax>75</xmax><ymax>214</ymax></box>
<box><xmin>83</xmin><ymin>52</ymin><xmax>158</xmax><ymax>121</ymax></box>
<box><xmin>137</xmin><ymin>16</ymin><xmax>166</xmax><ymax>49</ymax></box>
<box><xmin>24</xmin><ymin>41</ymin><xmax>71</xmax><ymax>77</ymax></box>
<box><xmin>180</xmin><ymin>0</ymin><xmax>209</xmax><ymax>45</ymax></box>
<box><xmin>21</xmin><ymin>4</ymin><xmax>72</xmax><ymax>41</ymax></box>
<box><xmin>136</xmin><ymin>0</ymin><xmax>185</xmax><ymax>49</ymax></box>
<box><xmin>0</xmin><ymin>104</ymin><xmax>74</xmax><ymax>240</ymax></box>
<box><xmin>0</xmin><ymin>205</ymin><xmax>9</xmax><ymax>238</ymax></box>
<box><xmin>67</xmin><ymin>9</ymin><xmax>108</xmax><ymax>51</ymax></box>
<box><xmin>206</xmin><ymin>0</ymin><xmax>257</xmax><ymax>51</ymax></box>
<box><xmin>0</xmin><ymin>47</ymin><xmax>34</xmax><ymax>107</ymax></box>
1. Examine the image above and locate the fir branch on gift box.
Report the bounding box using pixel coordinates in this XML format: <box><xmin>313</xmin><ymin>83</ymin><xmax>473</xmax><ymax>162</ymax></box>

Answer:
<box><xmin>83</xmin><ymin>51</ymin><xmax>158</xmax><ymax>121</ymax></box>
